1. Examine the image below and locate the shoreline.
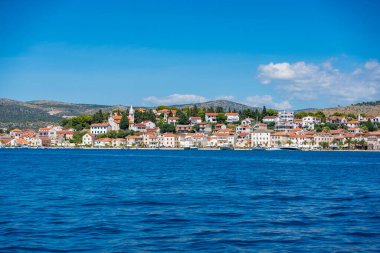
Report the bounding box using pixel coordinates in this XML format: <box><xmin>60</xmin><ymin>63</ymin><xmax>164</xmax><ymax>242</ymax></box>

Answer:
<box><xmin>0</xmin><ymin>147</ymin><xmax>379</xmax><ymax>152</ymax></box>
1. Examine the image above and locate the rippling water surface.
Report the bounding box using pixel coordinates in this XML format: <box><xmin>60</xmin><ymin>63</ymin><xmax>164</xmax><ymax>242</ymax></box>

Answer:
<box><xmin>1</xmin><ymin>149</ymin><xmax>380</xmax><ymax>252</ymax></box>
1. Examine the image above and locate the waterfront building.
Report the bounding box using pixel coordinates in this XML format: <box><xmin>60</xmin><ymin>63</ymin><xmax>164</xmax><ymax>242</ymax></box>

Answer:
<box><xmin>125</xmin><ymin>135</ymin><xmax>143</xmax><ymax>147</ymax></box>
<box><xmin>94</xmin><ymin>138</ymin><xmax>112</xmax><ymax>147</ymax></box>
<box><xmin>9</xmin><ymin>129</ymin><xmax>22</xmax><ymax>139</ymax></box>
<box><xmin>270</xmin><ymin>132</ymin><xmax>289</xmax><ymax>147</ymax></box>
<box><xmin>161</xmin><ymin>133</ymin><xmax>178</xmax><ymax>148</ymax></box>
<box><xmin>251</xmin><ymin>129</ymin><xmax>273</xmax><ymax>147</ymax></box>
<box><xmin>82</xmin><ymin>133</ymin><xmax>95</xmax><ymax>146</ymax></box>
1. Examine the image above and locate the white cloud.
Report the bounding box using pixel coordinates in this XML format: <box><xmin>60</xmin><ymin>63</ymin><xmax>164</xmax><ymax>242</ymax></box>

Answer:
<box><xmin>215</xmin><ymin>95</ymin><xmax>234</xmax><ymax>101</ymax></box>
<box><xmin>257</xmin><ymin>60</ymin><xmax>380</xmax><ymax>103</ymax></box>
<box><xmin>245</xmin><ymin>95</ymin><xmax>292</xmax><ymax>110</ymax></box>
<box><xmin>144</xmin><ymin>94</ymin><xmax>208</xmax><ymax>105</ymax></box>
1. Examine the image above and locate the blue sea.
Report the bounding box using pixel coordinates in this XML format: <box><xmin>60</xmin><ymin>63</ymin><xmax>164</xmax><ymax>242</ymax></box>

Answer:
<box><xmin>1</xmin><ymin>149</ymin><xmax>380</xmax><ymax>252</ymax></box>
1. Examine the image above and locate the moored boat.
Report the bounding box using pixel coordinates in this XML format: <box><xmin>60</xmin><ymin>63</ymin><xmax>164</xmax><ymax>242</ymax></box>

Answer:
<box><xmin>279</xmin><ymin>146</ymin><xmax>301</xmax><ymax>151</ymax></box>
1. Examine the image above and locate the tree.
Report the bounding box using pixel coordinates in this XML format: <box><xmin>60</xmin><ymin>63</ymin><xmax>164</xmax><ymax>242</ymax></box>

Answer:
<box><xmin>119</xmin><ymin>113</ymin><xmax>129</xmax><ymax>130</ymax></box>
<box><xmin>135</xmin><ymin>110</ymin><xmax>156</xmax><ymax>123</ymax></box>
<box><xmin>192</xmin><ymin>124</ymin><xmax>200</xmax><ymax>133</ymax></box>
<box><xmin>192</xmin><ymin>105</ymin><xmax>199</xmax><ymax>116</ymax></box>
<box><xmin>216</xmin><ymin>106</ymin><xmax>224</xmax><ymax>113</ymax></box>
<box><xmin>176</xmin><ymin>110</ymin><xmax>189</xmax><ymax>125</ymax></box>
<box><xmin>60</xmin><ymin>115</ymin><xmax>93</xmax><ymax>131</ymax></box>
<box><xmin>266</xmin><ymin>109</ymin><xmax>278</xmax><ymax>116</ymax></box>
<box><xmin>92</xmin><ymin>110</ymin><xmax>105</xmax><ymax>123</ymax></box>
<box><xmin>72</xmin><ymin>131</ymin><xmax>87</xmax><ymax>144</ymax></box>
<box><xmin>262</xmin><ymin>106</ymin><xmax>267</xmax><ymax>117</ymax></box>
<box><xmin>216</xmin><ymin>113</ymin><xmax>227</xmax><ymax>123</ymax></box>
<box><xmin>320</xmin><ymin>142</ymin><xmax>329</xmax><ymax>149</ymax></box>
<box><xmin>160</xmin><ymin>123</ymin><xmax>176</xmax><ymax>133</ymax></box>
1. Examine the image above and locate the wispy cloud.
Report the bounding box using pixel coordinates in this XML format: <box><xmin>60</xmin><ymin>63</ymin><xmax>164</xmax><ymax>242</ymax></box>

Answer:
<box><xmin>258</xmin><ymin>60</ymin><xmax>380</xmax><ymax>103</ymax></box>
<box><xmin>245</xmin><ymin>95</ymin><xmax>292</xmax><ymax>110</ymax></box>
<box><xmin>144</xmin><ymin>94</ymin><xmax>208</xmax><ymax>105</ymax></box>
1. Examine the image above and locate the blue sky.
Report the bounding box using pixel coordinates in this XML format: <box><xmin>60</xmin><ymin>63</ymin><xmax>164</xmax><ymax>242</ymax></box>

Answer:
<box><xmin>1</xmin><ymin>0</ymin><xmax>380</xmax><ymax>109</ymax></box>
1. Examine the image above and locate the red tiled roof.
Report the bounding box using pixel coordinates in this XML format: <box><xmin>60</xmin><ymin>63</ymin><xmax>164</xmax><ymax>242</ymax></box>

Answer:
<box><xmin>91</xmin><ymin>123</ymin><xmax>109</xmax><ymax>127</ymax></box>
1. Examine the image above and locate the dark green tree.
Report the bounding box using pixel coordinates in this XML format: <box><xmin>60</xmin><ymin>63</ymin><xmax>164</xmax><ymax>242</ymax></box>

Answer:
<box><xmin>176</xmin><ymin>110</ymin><xmax>189</xmax><ymax>124</ymax></box>
<box><xmin>216</xmin><ymin>106</ymin><xmax>224</xmax><ymax>113</ymax></box>
<box><xmin>262</xmin><ymin>106</ymin><xmax>267</xmax><ymax>117</ymax></box>
<box><xmin>119</xmin><ymin>113</ymin><xmax>129</xmax><ymax>130</ymax></box>
<box><xmin>160</xmin><ymin>123</ymin><xmax>176</xmax><ymax>133</ymax></box>
<box><xmin>216</xmin><ymin>113</ymin><xmax>227</xmax><ymax>123</ymax></box>
<box><xmin>92</xmin><ymin>110</ymin><xmax>105</xmax><ymax>123</ymax></box>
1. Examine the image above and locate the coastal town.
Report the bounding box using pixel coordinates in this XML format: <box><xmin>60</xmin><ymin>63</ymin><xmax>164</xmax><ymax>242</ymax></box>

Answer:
<box><xmin>1</xmin><ymin>105</ymin><xmax>380</xmax><ymax>150</ymax></box>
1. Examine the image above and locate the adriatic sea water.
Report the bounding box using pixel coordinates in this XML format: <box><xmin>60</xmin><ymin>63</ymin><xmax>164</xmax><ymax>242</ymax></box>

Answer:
<box><xmin>0</xmin><ymin>149</ymin><xmax>380</xmax><ymax>252</ymax></box>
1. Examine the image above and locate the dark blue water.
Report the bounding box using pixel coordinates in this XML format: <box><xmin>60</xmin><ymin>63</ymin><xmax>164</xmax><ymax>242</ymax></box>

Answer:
<box><xmin>1</xmin><ymin>149</ymin><xmax>380</xmax><ymax>252</ymax></box>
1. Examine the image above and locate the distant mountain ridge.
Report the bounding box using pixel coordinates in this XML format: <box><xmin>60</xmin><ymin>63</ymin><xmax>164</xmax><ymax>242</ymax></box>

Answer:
<box><xmin>0</xmin><ymin>98</ymin><xmax>257</xmax><ymax>129</ymax></box>
<box><xmin>300</xmin><ymin>104</ymin><xmax>380</xmax><ymax>117</ymax></box>
<box><xmin>172</xmin><ymin>100</ymin><xmax>258</xmax><ymax>111</ymax></box>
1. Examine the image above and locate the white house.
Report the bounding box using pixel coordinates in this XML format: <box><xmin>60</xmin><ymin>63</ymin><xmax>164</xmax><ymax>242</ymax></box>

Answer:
<box><xmin>271</xmin><ymin>132</ymin><xmax>289</xmax><ymax>146</ymax></box>
<box><xmin>90</xmin><ymin>123</ymin><xmax>110</xmax><ymax>135</ymax></box>
<box><xmin>9</xmin><ymin>129</ymin><xmax>22</xmax><ymax>139</ymax></box>
<box><xmin>205</xmin><ymin>113</ymin><xmax>218</xmax><ymax>123</ymax></box>
<box><xmin>302</xmin><ymin>116</ymin><xmax>321</xmax><ymax>129</ymax></box>
<box><xmin>112</xmin><ymin>138</ymin><xmax>126</xmax><ymax>147</ymax></box>
<box><xmin>168</xmin><ymin>117</ymin><xmax>179</xmax><ymax>125</ymax></box>
<box><xmin>142</xmin><ymin>120</ymin><xmax>156</xmax><ymax>129</ymax></box>
<box><xmin>125</xmin><ymin>135</ymin><xmax>143</xmax><ymax>147</ymax></box>
<box><xmin>197</xmin><ymin>122</ymin><xmax>212</xmax><ymax>133</ymax></box>
<box><xmin>213</xmin><ymin>133</ymin><xmax>236</xmax><ymax>147</ymax></box>
<box><xmin>161</xmin><ymin>133</ymin><xmax>178</xmax><ymax>148</ymax></box>
<box><xmin>241</xmin><ymin>118</ymin><xmax>254</xmax><ymax>125</ymax></box>
<box><xmin>225</xmin><ymin>112</ymin><xmax>239</xmax><ymax>123</ymax></box>
<box><xmin>189</xmin><ymin>117</ymin><xmax>202</xmax><ymax>126</ymax></box>
<box><xmin>94</xmin><ymin>138</ymin><xmax>112</xmax><ymax>147</ymax></box>
<box><xmin>328</xmin><ymin>116</ymin><xmax>347</xmax><ymax>124</ymax></box>
<box><xmin>82</xmin><ymin>133</ymin><xmax>95</xmax><ymax>146</ymax></box>
<box><xmin>277</xmin><ymin>111</ymin><xmax>294</xmax><ymax>122</ymax></box>
<box><xmin>345</xmin><ymin>120</ymin><xmax>360</xmax><ymax>128</ymax></box>
<box><xmin>130</xmin><ymin>123</ymin><xmax>147</xmax><ymax>132</ymax></box>
<box><xmin>371</xmin><ymin>116</ymin><xmax>380</xmax><ymax>123</ymax></box>
<box><xmin>236</xmin><ymin>125</ymin><xmax>252</xmax><ymax>134</ymax></box>
<box><xmin>262</xmin><ymin>116</ymin><xmax>277</xmax><ymax>123</ymax></box>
